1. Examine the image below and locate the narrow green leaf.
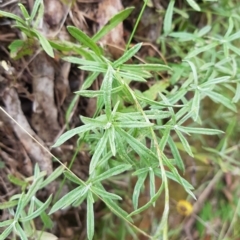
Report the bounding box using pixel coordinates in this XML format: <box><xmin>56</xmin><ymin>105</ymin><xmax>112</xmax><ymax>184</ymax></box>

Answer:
<box><xmin>197</xmin><ymin>25</ymin><xmax>211</xmax><ymax>37</ymax></box>
<box><xmin>49</xmin><ymin>186</ymin><xmax>84</xmax><ymax>214</ymax></box>
<box><xmin>0</xmin><ymin>219</ymin><xmax>14</xmax><ymax>228</ymax></box>
<box><xmin>114</xmin><ymin>121</ymin><xmax>154</xmax><ymax>128</ymax></box>
<box><xmin>169</xmin><ymin>32</ymin><xmax>194</xmax><ymax>41</ymax></box>
<box><xmin>121</xmin><ymin>64</ymin><xmax>171</xmax><ymax>72</ymax></box>
<box><xmin>149</xmin><ymin>169</ymin><xmax>155</xmax><ymax>207</ymax></box>
<box><xmin>65</xmin><ymin>95</ymin><xmax>79</xmax><ymax>125</ymax></box>
<box><xmin>227</xmin><ymin>30</ymin><xmax>240</xmax><ymax>42</ymax></box>
<box><xmin>155</xmin><ymin>170</ymin><xmax>194</xmax><ymax>190</ymax></box>
<box><xmin>224</xmin><ymin>17</ymin><xmax>234</xmax><ymax>38</ymax></box>
<box><xmin>102</xmin><ymin>66</ymin><xmax>114</xmax><ymax>119</ymax></box>
<box><xmin>67</xmin><ymin>26</ymin><xmax>102</xmax><ymax>56</ymax></box>
<box><xmin>175</xmin><ymin>129</ymin><xmax>194</xmax><ymax>157</ymax></box>
<box><xmin>18</xmin><ymin>3</ymin><xmax>30</xmax><ymax>20</ymax></box>
<box><xmin>116</xmin><ymin>110</ymin><xmax>171</xmax><ymax>121</ymax></box>
<box><xmin>96</xmin><ymin>93</ymin><xmax>105</xmax><ymax>117</ymax></box>
<box><xmin>30</xmin><ymin>0</ymin><xmax>42</xmax><ymax>20</ymax></box>
<box><xmin>8</xmin><ymin>39</ymin><xmax>25</xmax><ymax>55</ymax></box>
<box><xmin>178</xmin><ymin>126</ymin><xmax>224</xmax><ymax>135</ymax></box>
<box><xmin>132</xmin><ymin>168</ymin><xmax>149</xmax><ymax>176</ymax></box>
<box><xmin>158</xmin><ymin>91</ymin><xmax>176</xmax><ymax>122</ymax></box>
<box><xmin>164</xmin><ymin>0</ymin><xmax>175</xmax><ymax>34</ymax></box>
<box><xmin>80</xmin><ymin>116</ymin><xmax>107</xmax><ymax>128</ymax></box>
<box><xmin>31</xmin><ymin>29</ymin><xmax>54</xmax><ymax>57</ymax></box>
<box><xmin>76</xmin><ymin>86</ymin><xmax>122</xmax><ymax>98</ymax></box>
<box><xmin>186</xmin><ymin>0</ymin><xmax>201</xmax><ymax>11</ymax></box>
<box><xmin>191</xmin><ymin>89</ymin><xmax>200</xmax><ymax>121</ymax></box>
<box><xmin>28</xmin><ymin>198</ymin><xmax>35</xmax><ymax>216</ymax></box>
<box><xmin>133</xmin><ymin>172</ymin><xmax>148</xmax><ymax>210</ymax></box>
<box><xmin>20</xmin><ymin>195</ymin><xmax>52</xmax><ymax>222</ymax></box>
<box><xmin>33</xmin><ymin>1</ymin><xmax>44</xmax><ymax>28</ymax></box>
<box><xmin>49</xmin><ymin>40</ymin><xmax>74</xmax><ymax>51</ymax></box>
<box><xmin>40</xmin><ymin>165</ymin><xmax>65</xmax><ymax>189</ymax></box>
<box><xmin>227</xmin><ymin>43</ymin><xmax>240</xmax><ymax>57</ymax></box>
<box><xmin>39</xmin><ymin>211</ymin><xmax>53</xmax><ymax>229</ymax></box>
<box><xmin>89</xmin><ymin>132</ymin><xmax>108</xmax><ymax>174</ymax></box>
<box><xmin>8</xmin><ymin>175</ymin><xmax>27</xmax><ymax>188</ymax></box>
<box><xmin>92</xmin><ymin>7</ymin><xmax>134</xmax><ymax>42</ymax></box>
<box><xmin>200</xmin><ymin>76</ymin><xmax>230</xmax><ymax>88</ymax></box>
<box><xmin>186</xmin><ymin>42</ymin><xmax>218</xmax><ymax>58</ymax></box>
<box><xmin>159</xmin><ymin>128</ymin><xmax>170</xmax><ymax>150</ymax></box>
<box><xmin>205</xmin><ymin>90</ymin><xmax>237</xmax><ymax>112</ymax></box>
<box><xmin>34</xmin><ymin>164</ymin><xmax>41</xmax><ymax>177</ymax></box>
<box><xmin>92</xmin><ymin>164</ymin><xmax>132</xmax><ymax>183</ymax></box>
<box><xmin>23</xmin><ymin>172</ymin><xmax>45</xmax><ymax>208</ymax></box>
<box><xmin>72</xmin><ymin>188</ymin><xmax>88</xmax><ymax>207</ymax></box>
<box><xmin>113</xmin><ymin>43</ymin><xmax>142</xmax><ymax>67</ymax></box>
<box><xmin>0</xmin><ymin>224</ymin><xmax>13</xmax><ymax>240</ymax></box>
<box><xmin>171</xmin><ymin>167</ymin><xmax>196</xmax><ymax>199</ymax></box>
<box><xmin>162</xmin><ymin>153</ymin><xmax>176</xmax><ymax>172</ymax></box>
<box><xmin>21</xmin><ymin>217</ymin><xmax>33</xmax><ymax>239</ymax></box>
<box><xmin>12</xmin><ymin>24</ymin><xmax>32</xmax><ymax>36</ymax></box>
<box><xmin>168</xmin><ymin>137</ymin><xmax>185</xmax><ymax>172</ymax></box>
<box><xmin>0</xmin><ymin>200</ymin><xmax>18</xmax><ymax>210</ymax></box>
<box><xmin>82</xmin><ymin>72</ymin><xmax>100</xmax><ymax>90</ymax></box>
<box><xmin>168</xmin><ymin>88</ymin><xmax>188</xmax><ymax>105</ymax></box>
<box><xmin>79</xmin><ymin>65</ymin><xmax>106</xmax><ymax>73</ymax></box>
<box><xmin>137</xmin><ymin>94</ymin><xmax>183</xmax><ymax>108</ymax></box>
<box><xmin>91</xmin><ymin>186</ymin><xmax>122</xmax><ymax>200</ymax></box>
<box><xmin>118</xmin><ymin>71</ymin><xmax>147</xmax><ymax>82</ymax></box>
<box><xmin>128</xmin><ymin>183</ymin><xmax>164</xmax><ymax>217</ymax></box>
<box><xmin>63</xmin><ymin>171</ymin><xmax>83</xmax><ymax>185</ymax></box>
<box><xmin>97</xmin><ymin>151</ymin><xmax>113</xmax><ymax>168</ymax></box>
<box><xmin>107</xmin><ymin>126</ymin><xmax>116</xmax><ymax>156</ymax></box>
<box><xmin>14</xmin><ymin>194</ymin><xmax>27</xmax><ymax>219</ymax></box>
<box><xmin>52</xmin><ymin>124</ymin><xmax>95</xmax><ymax>147</ymax></box>
<box><xmin>116</xmin><ymin>132</ymin><xmax>135</xmax><ymax>165</ymax></box>
<box><xmin>116</xmin><ymin>128</ymin><xmax>156</xmax><ymax>164</ymax></box>
<box><xmin>0</xmin><ymin>10</ymin><xmax>26</xmax><ymax>25</ymax></box>
<box><xmin>183</xmin><ymin>60</ymin><xmax>198</xmax><ymax>84</ymax></box>
<box><xmin>63</xmin><ymin>57</ymin><xmax>106</xmax><ymax>68</ymax></box>
<box><xmin>232</xmin><ymin>82</ymin><xmax>240</xmax><ymax>103</ymax></box>
<box><xmin>87</xmin><ymin>192</ymin><xmax>94</xmax><ymax>240</ymax></box>
<box><xmin>104</xmin><ymin>198</ymin><xmax>132</xmax><ymax>221</ymax></box>
<box><xmin>15</xmin><ymin>222</ymin><xmax>28</xmax><ymax>240</ymax></box>
<box><xmin>176</xmin><ymin>108</ymin><xmax>194</xmax><ymax>126</ymax></box>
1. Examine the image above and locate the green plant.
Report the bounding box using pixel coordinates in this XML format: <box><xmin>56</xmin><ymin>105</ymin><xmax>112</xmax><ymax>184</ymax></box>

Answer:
<box><xmin>0</xmin><ymin>0</ymin><xmax>240</xmax><ymax>239</ymax></box>
<box><xmin>0</xmin><ymin>165</ymin><xmax>64</xmax><ymax>240</ymax></box>
<box><xmin>0</xmin><ymin>0</ymin><xmax>53</xmax><ymax>58</ymax></box>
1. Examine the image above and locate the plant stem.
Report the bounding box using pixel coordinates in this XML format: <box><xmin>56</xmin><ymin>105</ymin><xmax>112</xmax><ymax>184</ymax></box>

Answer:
<box><xmin>126</xmin><ymin>0</ymin><xmax>149</xmax><ymax>50</ymax></box>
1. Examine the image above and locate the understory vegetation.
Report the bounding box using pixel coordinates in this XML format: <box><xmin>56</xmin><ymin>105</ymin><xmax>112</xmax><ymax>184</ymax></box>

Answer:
<box><xmin>0</xmin><ymin>0</ymin><xmax>240</xmax><ymax>239</ymax></box>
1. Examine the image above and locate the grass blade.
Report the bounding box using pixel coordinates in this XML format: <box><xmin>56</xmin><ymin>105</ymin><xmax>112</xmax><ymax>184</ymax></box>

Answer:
<box><xmin>67</xmin><ymin>26</ymin><xmax>102</xmax><ymax>56</ymax></box>
<box><xmin>92</xmin><ymin>7</ymin><xmax>134</xmax><ymax>42</ymax></box>
<box><xmin>87</xmin><ymin>192</ymin><xmax>94</xmax><ymax>240</ymax></box>
<box><xmin>164</xmin><ymin>0</ymin><xmax>175</xmax><ymax>34</ymax></box>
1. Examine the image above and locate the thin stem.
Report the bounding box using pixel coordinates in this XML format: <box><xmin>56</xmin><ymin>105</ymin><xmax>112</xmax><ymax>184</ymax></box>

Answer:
<box><xmin>120</xmin><ymin>80</ymin><xmax>169</xmax><ymax>240</ymax></box>
<box><xmin>126</xmin><ymin>0</ymin><xmax>149</xmax><ymax>50</ymax></box>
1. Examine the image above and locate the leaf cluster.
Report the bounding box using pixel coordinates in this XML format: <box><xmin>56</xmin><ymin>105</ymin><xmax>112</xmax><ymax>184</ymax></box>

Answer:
<box><xmin>1</xmin><ymin>1</ymin><xmax>239</xmax><ymax>240</ymax></box>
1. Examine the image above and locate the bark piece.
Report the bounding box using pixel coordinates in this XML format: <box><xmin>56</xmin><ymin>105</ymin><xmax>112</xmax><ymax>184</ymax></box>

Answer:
<box><xmin>44</xmin><ymin>0</ymin><xmax>64</xmax><ymax>27</ymax></box>
<box><xmin>97</xmin><ymin>0</ymin><xmax>125</xmax><ymax>58</ymax></box>
<box><xmin>2</xmin><ymin>87</ymin><xmax>52</xmax><ymax>175</ymax></box>
<box><xmin>31</xmin><ymin>53</ymin><xmax>60</xmax><ymax>143</ymax></box>
<box><xmin>55</xmin><ymin>61</ymin><xmax>71</xmax><ymax>107</ymax></box>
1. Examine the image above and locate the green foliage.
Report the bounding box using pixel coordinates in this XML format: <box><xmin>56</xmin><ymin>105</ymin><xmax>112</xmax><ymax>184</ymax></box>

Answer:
<box><xmin>1</xmin><ymin>0</ymin><xmax>240</xmax><ymax>240</ymax></box>
<box><xmin>0</xmin><ymin>165</ymin><xmax>64</xmax><ymax>240</ymax></box>
<box><xmin>0</xmin><ymin>0</ymin><xmax>54</xmax><ymax>58</ymax></box>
